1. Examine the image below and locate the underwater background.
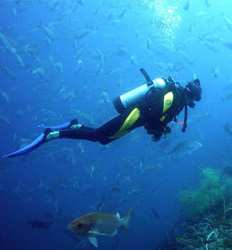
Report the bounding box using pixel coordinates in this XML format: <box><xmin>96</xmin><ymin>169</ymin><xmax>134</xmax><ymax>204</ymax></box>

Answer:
<box><xmin>1</xmin><ymin>0</ymin><xmax>232</xmax><ymax>249</ymax></box>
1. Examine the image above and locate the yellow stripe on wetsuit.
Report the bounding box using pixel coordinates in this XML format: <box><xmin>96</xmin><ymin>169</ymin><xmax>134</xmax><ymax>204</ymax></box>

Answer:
<box><xmin>160</xmin><ymin>91</ymin><xmax>174</xmax><ymax>122</ymax></box>
<box><xmin>110</xmin><ymin>108</ymin><xmax>141</xmax><ymax>139</ymax></box>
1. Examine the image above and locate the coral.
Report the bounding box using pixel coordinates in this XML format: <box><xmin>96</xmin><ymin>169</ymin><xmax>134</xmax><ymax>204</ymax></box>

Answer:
<box><xmin>175</xmin><ymin>167</ymin><xmax>232</xmax><ymax>249</ymax></box>
<box><xmin>180</xmin><ymin>168</ymin><xmax>224</xmax><ymax>216</ymax></box>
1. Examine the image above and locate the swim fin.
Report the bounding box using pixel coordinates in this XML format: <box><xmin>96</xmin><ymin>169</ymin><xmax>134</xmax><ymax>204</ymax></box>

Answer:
<box><xmin>2</xmin><ymin>119</ymin><xmax>79</xmax><ymax>159</ymax></box>
<box><xmin>37</xmin><ymin>119</ymin><xmax>78</xmax><ymax>131</ymax></box>
<box><xmin>2</xmin><ymin>129</ymin><xmax>49</xmax><ymax>159</ymax></box>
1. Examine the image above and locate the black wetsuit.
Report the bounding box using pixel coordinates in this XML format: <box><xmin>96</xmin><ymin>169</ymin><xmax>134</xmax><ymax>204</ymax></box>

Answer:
<box><xmin>59</xmin><ymin>81</ymin><xmax>186</xmax><ymax>144</ymax></box>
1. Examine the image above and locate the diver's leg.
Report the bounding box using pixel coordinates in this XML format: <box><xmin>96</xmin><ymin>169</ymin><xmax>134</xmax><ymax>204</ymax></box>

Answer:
<box><xmin>59</xmin><ymin>126</ymin><xmax>99</xmax><ymax>142</ymax></box>
<box><xmin>2</xmin><ymin>108</ymin><xmax>144</xmax><ymax>158</ymax></box>
<box><xmin>59</xmin><ymin>117</ymin><xmax>123</xmax><ymax>144</ymax></box>
<box><xmin>59</xmin><ymin>108</ymin><xmax>144</xmax><ymax>144</ymax></box>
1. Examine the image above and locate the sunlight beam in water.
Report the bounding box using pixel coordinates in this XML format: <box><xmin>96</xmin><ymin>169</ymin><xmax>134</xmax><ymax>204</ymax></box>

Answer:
<box><xmin>146</xmin><ymin>0</ymin><xmax>182</xmax><ymax>50</ymax></box>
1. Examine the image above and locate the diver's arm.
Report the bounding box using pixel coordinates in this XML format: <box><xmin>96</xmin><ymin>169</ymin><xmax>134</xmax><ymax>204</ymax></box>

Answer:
<box><xmin>140</xmin><ymin>87</ymin><xmax>165</xmax><ymax>140</ymax></box>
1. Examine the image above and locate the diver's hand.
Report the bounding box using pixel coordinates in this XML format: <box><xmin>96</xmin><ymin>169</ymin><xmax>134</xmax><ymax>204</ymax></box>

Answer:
<box><xmin>150</xmin><ymin>126</ymin><xmax>171</xmax><ymax>141</ymax></box>
<box><xmin>144</xmin><ymin>122</ymin><xmax>162</xmax><ymax>141</ymax></box>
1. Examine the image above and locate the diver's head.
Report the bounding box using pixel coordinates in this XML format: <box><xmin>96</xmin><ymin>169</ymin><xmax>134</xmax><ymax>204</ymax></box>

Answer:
<box><xmin>184</xmin><ymin>79</ymin><xmax>202</xmax><ymax>108</ymax></box>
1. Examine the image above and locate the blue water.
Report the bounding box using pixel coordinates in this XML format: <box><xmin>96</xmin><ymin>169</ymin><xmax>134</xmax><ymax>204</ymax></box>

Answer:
<box><xmin>0</xmin><ymin>0</ymin><xmax>231</xmax><ymax>249</ymax></box>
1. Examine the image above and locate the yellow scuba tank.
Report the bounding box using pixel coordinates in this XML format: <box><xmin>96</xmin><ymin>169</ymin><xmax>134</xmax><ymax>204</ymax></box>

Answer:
<box><xmin>114</xmin><ymin>68</ymin><xmax>166</xmax><ymax>113</ymax></box>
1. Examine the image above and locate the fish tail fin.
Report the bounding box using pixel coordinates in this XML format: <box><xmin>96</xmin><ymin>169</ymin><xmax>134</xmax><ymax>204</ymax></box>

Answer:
<box><xmin>121</xmin><ymin>208</ymin><xmax>133</xmax><ymax>229</ymax></box>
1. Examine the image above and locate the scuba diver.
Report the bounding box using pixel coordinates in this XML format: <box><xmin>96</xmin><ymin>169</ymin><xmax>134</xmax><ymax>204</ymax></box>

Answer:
<box><xmin>2</xmin><ymin>68</ymin><xmax>202</xmax><ymax>158</ymax></box>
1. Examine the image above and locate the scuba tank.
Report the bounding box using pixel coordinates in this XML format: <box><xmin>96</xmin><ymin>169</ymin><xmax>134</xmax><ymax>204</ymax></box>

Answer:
<box><xmin>114</xmin><ymin>68</ymin><xmax>166</xmax><ymax>113</ymax></box>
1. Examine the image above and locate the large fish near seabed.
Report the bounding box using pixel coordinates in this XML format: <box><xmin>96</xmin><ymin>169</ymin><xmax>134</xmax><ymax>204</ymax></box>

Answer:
<box><xmin>68</xmin><ymin>209</ymin><xmax>132</xmax><ymax>248</ymax></box>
